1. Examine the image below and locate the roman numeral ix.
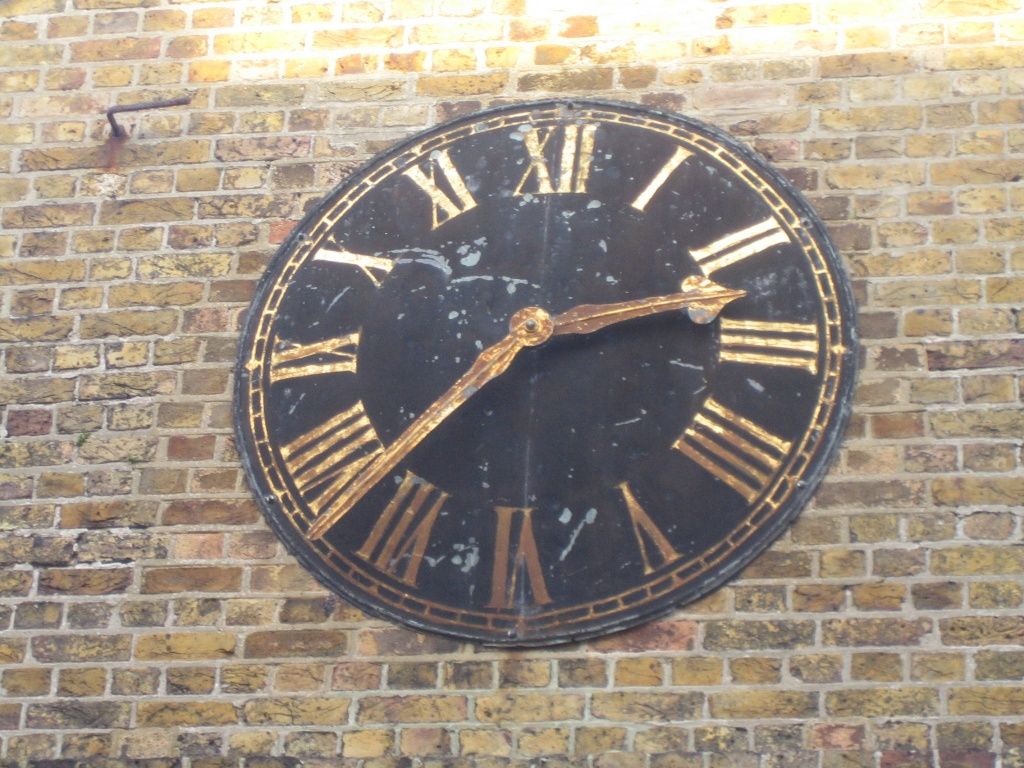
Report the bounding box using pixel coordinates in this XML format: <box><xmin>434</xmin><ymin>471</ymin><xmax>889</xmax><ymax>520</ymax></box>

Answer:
<box><xmin>691</xmin><ymin>217</ymin><xmax>791</xmax><ymax>276</ymax></box>
<box><xmin>515</xmin><ymin>124</ymin><xmax>597</xmax><ymax>196</ymax></box>
<box><xmin>282</xmin><ymin>401</ymin><xmax>384</xmax><ymax>520</ymax></box>
<box><xmin>402</xmin><ymin>149</ymin><xmax>477</xmax><ymax>230</ymax></box>
<box><xmin>356</xmin><ymin>471</ymin><xmax>447</xmax><ymax>587</ymax></box>
<box><xmin>673</xmin><ymin>398</ymin><xmax>792</xmax><ymax>503</ymax></box>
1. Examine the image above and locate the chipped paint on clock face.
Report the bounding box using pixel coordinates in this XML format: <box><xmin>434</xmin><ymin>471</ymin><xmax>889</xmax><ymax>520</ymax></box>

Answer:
<box><xmin>235</xmin><ymin>100</ymin><xmax>858</xmax><ymax>645</ymax></box>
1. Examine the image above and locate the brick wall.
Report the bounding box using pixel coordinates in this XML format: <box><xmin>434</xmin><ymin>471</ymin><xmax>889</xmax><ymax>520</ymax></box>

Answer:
<box><xmin>1</xmin><ymin>0</ymin><xmax>1023</xmax><ymax>764</ymax></box>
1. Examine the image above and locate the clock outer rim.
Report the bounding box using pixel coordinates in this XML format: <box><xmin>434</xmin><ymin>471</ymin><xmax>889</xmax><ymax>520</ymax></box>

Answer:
<box><xmin>233</xmin><ymin>97</ymin><xmax>860</xmax><ymax>647</ymax></box>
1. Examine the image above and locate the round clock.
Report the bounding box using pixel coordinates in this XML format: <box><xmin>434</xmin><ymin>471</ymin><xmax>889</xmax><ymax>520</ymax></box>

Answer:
<box><xmin>235</xmin><ymin>100</ymin><xmax>857</xmax><ymax>645</ymax></box>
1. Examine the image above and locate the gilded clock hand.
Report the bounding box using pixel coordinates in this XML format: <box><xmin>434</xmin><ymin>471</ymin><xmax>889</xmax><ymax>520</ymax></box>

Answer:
<box><xmin>306</xmin><ymin>307</ymin><xmax>554</xmax><ymax>541</ymax></box>
<box><xmin>551</xmin><ymin>275</ymin><xmax>746</xmax><ymax>336</ymax></box>
<box><xmin>306</xmin><ymin>278</ymin><xmax>741</xmax><ymax>541</ymax></box>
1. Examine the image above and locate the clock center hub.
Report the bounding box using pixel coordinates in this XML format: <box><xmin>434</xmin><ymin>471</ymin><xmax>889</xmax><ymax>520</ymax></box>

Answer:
<box><xmin>510</xmin><ymin>306</ymin><xmax>554</xmax><ymax>347</ymax></box>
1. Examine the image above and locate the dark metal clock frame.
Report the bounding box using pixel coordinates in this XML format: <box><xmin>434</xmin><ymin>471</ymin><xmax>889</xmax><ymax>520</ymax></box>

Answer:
<box><xmin>235</xmin><ymin>99</ymin><xmax>858</xmax><ymax>646</ymax></box>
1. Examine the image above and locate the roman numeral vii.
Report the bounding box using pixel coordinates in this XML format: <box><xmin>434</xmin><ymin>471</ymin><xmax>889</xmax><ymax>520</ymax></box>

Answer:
<box><xmin>356</xmin><ymin>471</ymin><xmax>447</xmax><ymax>587</ymax></box>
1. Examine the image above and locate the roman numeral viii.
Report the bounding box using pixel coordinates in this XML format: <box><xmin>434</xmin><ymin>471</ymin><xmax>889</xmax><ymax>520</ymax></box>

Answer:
<box><xmin>270</xmin><ymin>332</ymin><xmax>359</xmax><ymax>383</ymax></box>
<box><xmin>515</xmin><ymin>124</ymin><xmax>597</xmax><ymax>196</ymax></box>
<box><xmin>691</xmin><ymin>217</ymin><xmax>791</xmax><ymax>276</ymax></box>
<box><xmin>402</xmin><ymin>149</ymin><xmax>477</xmax><ymax>230</ymax></box>
<box><xmin>487</xmin><ymin>506</ymin><xmax>552</xmax><ymax>610</ymax></box>
<box><xmin>356</xmin><ymin>471</ymin><xmax>447</xmax><ymax>587</ymax></box>
<box><xmin>719</xmin><ymin>319</ymin><xmax>819</xmax><ymax>374</ymax></box>
<box><xmin>673</xmin><ymin>398</ymin><xmax>791</xmax><ymax>503</ymax></box>
<box><xmin>282</xmin><ymin>401</ymin><xmax>384</xmax><ymax>520</ymax></box>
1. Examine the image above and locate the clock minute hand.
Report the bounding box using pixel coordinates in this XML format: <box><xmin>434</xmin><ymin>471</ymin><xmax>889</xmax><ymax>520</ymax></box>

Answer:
<box><xmin>305</xmin><ymin>277</ymin><xmax>741</xmax><ymax>541</ymax></box>
<box><xmin>306</xmin><ymin>306</ymin><xmax>554</xmax><ymax>542</ymax></box>
<box><xmin>551</xmin><ymin>275</ymin><xmax>746</xmax><ymax>336</ymax></box>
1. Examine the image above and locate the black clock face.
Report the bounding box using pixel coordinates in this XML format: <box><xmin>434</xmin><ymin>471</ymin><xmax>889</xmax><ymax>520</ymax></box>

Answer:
<box><xmin>235</xmin><ymin>100</ymin><xmax>857</xmax><ymax>645</ymax></box>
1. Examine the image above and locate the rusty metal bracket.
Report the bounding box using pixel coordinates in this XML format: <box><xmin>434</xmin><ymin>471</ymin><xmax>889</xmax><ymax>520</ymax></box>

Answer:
<box><xmin>105</xmin><ymin>95</ymin><xmax>192</xmax><ymax>138</ymax></box>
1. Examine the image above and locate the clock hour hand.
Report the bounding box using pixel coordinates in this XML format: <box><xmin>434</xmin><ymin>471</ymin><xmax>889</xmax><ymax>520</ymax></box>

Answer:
<box><xmin>305</xmin><ymin>277</ymin><xmax>741</xmax><ymax>541</ymax></box>
<box><xmin>305</xmin><ymin>307</ymin><xmax>554</xmax><ymax>541</ymax></box>
<box><xmin>551</xmin><ymin>275</ymin><xmax>745</xmax><ymax>336</ymax></box>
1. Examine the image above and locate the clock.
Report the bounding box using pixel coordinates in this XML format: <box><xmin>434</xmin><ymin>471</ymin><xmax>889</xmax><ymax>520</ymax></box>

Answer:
<box><xmin>235</xmin><ymin>100</ymin><xmax>857</xmax><ymax>645</ymax></box>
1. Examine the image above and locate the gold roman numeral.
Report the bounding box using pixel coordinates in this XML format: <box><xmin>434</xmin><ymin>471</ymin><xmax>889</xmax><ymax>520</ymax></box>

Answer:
<box><xmin>282</xmin><ymin>401</ymin><xmax>384</xmax><ymax>519</ymax></box>
<box><xmin>631</xmin><ymin>145</ymin><xmax>693</xmax><ymax>212</ymax></box>
<box><xmin>402</xmin><ymin>149</ymin><xmax>477</xmax><ymax>230</ymax></box>
<box><xmin>616</xmin><ymin>482</ymin><xmax>681</xmax><ymax>574</ymax></box>
<box><xmin>719</xmin><ymin>318</ymin><xmax>819</xmax><ymax>374</ymax></box>
<box><xmin>356</xmin><ymin>471</ymin><xmax>446</xmax><ymax>587</ymax></box>
<box><xmin>487</xmin><ymin>506</ymin><xmax>552</xmax><ymax>610</ymax></box>
<box><xmin>314</xmin><ymin>247</ymin><xmax>394</xmax><ymax>287</ymax></box>
<box><xmin>514</xmin><ymin>124</ymin><xmax>597</xmax><ymax>196</ymax></box>
<box><xmin>269</xmin><ymin>332</ymin><xmax>359</xmax><ymax>383</ymax></box>
<box><xmin>691</xmin><ymin>217</ymin><xmax>791</xmax><ymax>276</ymax></box>
<box><xmin>673</xmin><ymin>398</ymin><xmax>791</xmax><ymax>503</ymax></box>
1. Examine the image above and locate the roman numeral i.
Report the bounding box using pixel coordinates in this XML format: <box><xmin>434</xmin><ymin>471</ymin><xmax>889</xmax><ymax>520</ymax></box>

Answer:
<box><xmin>631</xmin><ymin>145</ymin><xmax>693</xmax><ymax>212</ymax></box>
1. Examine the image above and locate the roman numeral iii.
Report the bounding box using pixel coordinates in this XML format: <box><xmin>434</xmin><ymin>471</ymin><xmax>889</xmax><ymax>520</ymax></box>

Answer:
<box><xmin>691</xmin><ymin>217</ymin><xmax>791</xmax><ymax>275</ymax></box>
<box><xmin>616</xmin><ymin>482</ymin><xmax>681</xmax><ymax>574</ymax></box>
<box><xmin>356</xmin><ymin>471</ymin><xmax>447</xmax><ymax>587</ymax></box>
<box><xmin>269</xmin><ymin>332</ymin><xmax>359</xmax><ymax>383</ymax></box>
<box><xmin>281</xmin><ymin>401</ymin><xmax>384</xmax><ymax>520</ymax></box>
<box><xmin>673</xmin><ymin>398</ymin><xmax>791</xmax><ymax>503</ymax></box>
<box><xmin>515</xmin><ymin>124</ymin><xmax>597</xmax><ymax>196</ymax></box>
<box><xmin>402</xmin><ymin>149</ymin><xmax>477</xmax><ymax>230</ymax></box>
<box><xmin>487</xmin><ymin>506</ymin><xmax>552</xmax><ymax>610</ymax></box>
<box><xmin>719</xmin><ymin>319</ymin><xmax>819</xmax><ymax>374</ymax></box>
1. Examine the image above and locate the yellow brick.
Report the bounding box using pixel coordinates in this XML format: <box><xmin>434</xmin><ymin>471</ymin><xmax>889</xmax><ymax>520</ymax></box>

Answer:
<box><xmin>476</xmin><ymin>693</ymin><xmax>582</xmax><ymax>723</ymax></box>
<box><xmin>416</xmin><ymin>72</ymin><xmax>507</xmax><ymax>96</ymax></box>
<box><xmin>135</xmin><ymin>632</ymin><xmax>236</xmax><ymax>661</ymax></box>
<box><xmin>518</xmin><ymin>726</ymin><xmax>571</xmax><ymax>757</ymax></box>
<box><xmin>710</xmin><ymin>690</ymin><xmax>817</xmax><ymax>719</ymax></box>
<box><xmin>213</xmin><ymin>31</ymin><xmax>305</xmax><ymax>54</ymax></box>
<box><xmin>614</xmin><ymin>658</ymin><xmax>662</xmax><ymax>687</ymax></box>
<box><xmin>137</xmin><ymin>701</ymin><xmax>237</xmax><ymax>727</ymax></box>
<box><xmin>432</xmin><ymin>47</ymin><xmax>477</xmax><ymax>72</ymax></box>
<box><xmin>485</xmin><ymin>46</ymin><xmax>520</xmax><ymax>68</ymax></box>
<box><xmin>924</xmin><ymin>0</ymin><xmax>1018</xmax><ymax>14</ymax></box>
<box><xmin>949</xmin><ymin>687</ymin><xmax>1024</xmax><ymax>715</ymax></box>
<box><xmin>54</xmin><ymin>345</ymin><xmax>100</xmax><ymax>371</ymax></box>
<box><xmin>342</xmin><ymin>730</ymin><xmax>392</xmax><ymax>758</ymax></box>
<box><xmin>460</xmin><ymin>728</ymin><xmax>512</xmax><ymax>756</ymax></box>
<box><xmin>947</xmin><ymin>45</ymin><xmax>1024</xmax><ymax>70</ymax></box>
<box><xmin>411</xmin><ymin>19</ymin><xmax>502</xmax><ymax>44</ymax></box>
<box><xmin>189</xmin><ymin>60</ymin><xmax>230</xmax><ymax>83</ymax></box>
